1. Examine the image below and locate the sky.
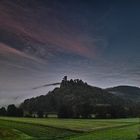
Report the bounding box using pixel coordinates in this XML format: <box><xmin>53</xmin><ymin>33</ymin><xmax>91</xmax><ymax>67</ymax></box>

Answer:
<box><xmin>0</xmin><ymin>0</ymin><xmax>140</xmax><ymax>106</ymax></box>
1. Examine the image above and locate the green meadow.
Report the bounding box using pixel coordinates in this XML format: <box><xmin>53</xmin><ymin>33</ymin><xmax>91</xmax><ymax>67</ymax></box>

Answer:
<box><xmin>0</xmin><ymin>117</ymin><xmax>139</xmax><ymax>140</ymax></box>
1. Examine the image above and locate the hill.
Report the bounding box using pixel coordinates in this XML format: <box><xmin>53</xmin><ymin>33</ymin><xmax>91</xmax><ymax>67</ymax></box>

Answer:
<box><xmin>106</xmin><ymin>86</ymin><xmax>140</xmax><ymax>102</ymax></box>
<box><xmin>20</xmin><ymin>77</ymin><xmax>138</xmax><ymax>118</ymax></box>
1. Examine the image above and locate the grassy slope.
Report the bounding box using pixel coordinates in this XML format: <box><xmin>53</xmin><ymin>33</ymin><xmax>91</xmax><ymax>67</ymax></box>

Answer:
<box><xmin>69</xmin><ymin>124</ymin><xmax>139</xmax><ymax>140</ymax></box>
<box><xmin>0</xmin><ymin>117</ymin><xmax>138</xmax><ymax>132</ymax></box>
<box><xmin>0</xmin><ymin>127</ymin><xmax>31</xmax><ymax>140</ymax></box>
<box><xmin>0</xmin><ymin>117</ymin><xmax>139</xmax><ymax>140</ymax></box>
<box><xmin>0</xmin><ymin>119</ymin><xmax>78</xmax><ymax>140</ymax></box>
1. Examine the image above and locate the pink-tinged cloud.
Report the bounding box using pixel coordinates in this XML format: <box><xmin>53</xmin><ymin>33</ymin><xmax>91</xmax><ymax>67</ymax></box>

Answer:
<box><xmin>0</xmin><ymin>43</ymin><xmax>42</xmax><ymax>63</ymax></box>
<box><xmin>0</xmin><ymin>0</ymin><xmax>96</xmax><ymax>58</ymax></box>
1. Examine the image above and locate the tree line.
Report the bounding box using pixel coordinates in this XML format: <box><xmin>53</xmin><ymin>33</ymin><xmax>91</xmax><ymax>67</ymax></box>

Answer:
<box><xmin>0</xmin><ymin>104</ymin><xmax>23</xmax><ymax>117</ymax></box>
<box><xmin>0</xmin><ymin>105</ymin><xmax>47</xmax><ymax>118</ymax></box>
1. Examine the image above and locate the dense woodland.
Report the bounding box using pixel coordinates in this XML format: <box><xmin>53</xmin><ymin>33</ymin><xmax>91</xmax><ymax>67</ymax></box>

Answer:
<box><xmin>1</xmin><ymin>77</ymin><xmax>140</xmax><ymax>118</ymax></box>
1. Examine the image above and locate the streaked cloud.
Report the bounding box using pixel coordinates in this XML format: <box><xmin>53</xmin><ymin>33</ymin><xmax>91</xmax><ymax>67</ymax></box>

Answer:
<box><xmin>0</xmin><ymin>43</ymin><xmax>42</xmax><ymax>62</ymax></box>
<box><xmin>0</xmin><ymin>0</ymin><xmax>97</xmax><ymax>59</ymax></box>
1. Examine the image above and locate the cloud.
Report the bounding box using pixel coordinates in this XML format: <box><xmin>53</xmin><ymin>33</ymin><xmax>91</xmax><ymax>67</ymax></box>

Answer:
<box><xmin>0</xmin><ymin>0</ymin><xmax>96</xmax><ymax>59</ymax></box>
<box><xmin>33</xmin><ymin>82</ymin><xmax>60</xmax><ymax>90</ymax></box>
<box><xmin>0</xmin><ymin>43</ymin><xmax>41</xmax><ymax>62</ymax></box>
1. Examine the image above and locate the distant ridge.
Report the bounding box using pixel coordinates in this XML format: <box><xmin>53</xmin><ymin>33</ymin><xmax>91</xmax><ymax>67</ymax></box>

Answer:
<box><xmin>106</xmin><ymin>86</ymin><xmax>140</xmax><ymax>102</ymax></box>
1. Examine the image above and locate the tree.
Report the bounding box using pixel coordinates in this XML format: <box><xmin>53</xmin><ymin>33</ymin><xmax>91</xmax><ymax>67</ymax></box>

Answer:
<box><xmin>7</xmin><ymin>104</ymin><xmax>17</xmax><ymax>117</ymax></box>
<box><xmin>94</xmin><ymin>105</ymin><xmax>111</xmax><ymax>119</ymax></box>
<box><xmin>110</xmin><ymin>105</ymin><xmax>127</xmax><ymax>118</ymax></box>
<box><xmin>58</xmin><ymin>104</ymin><xmax>73</xmax><ymax>118</ymax></box>
<box><xmin>7</xmin><ymin>104</ymin><xmax>23</xmax><ymax>117</ymax></box>
<box><xmin>0</xmin><ymin>107</ymin><xmax>7</xmax><ymax>116</ymax></box>
<box><xmin>79</xmin><ymin>103</ymin><xmax>93</xmax><ymax>118</ymax></box>
<box><xmin>37</xmin><ymin>110</ymin><xmax>44</xmax><ymax>118</ymax></box>
<box><xmin>16</xmin><ymin>108</ymin><xmax>24</xmax><ymax>117</ymax></box>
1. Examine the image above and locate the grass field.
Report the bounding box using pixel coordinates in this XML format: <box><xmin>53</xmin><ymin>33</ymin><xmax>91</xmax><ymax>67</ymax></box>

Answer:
<box><xmin>0</xmin><ymin>117</ymin><xmax>139</xmax><ymax>140</ymax></box>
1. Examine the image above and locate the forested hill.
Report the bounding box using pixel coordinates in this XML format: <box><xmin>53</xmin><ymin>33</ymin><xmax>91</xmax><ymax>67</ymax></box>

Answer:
<box><xmin>106</xmin><ymin>86</ymin><xmax>140</xmax><ymax>102</ymax></box>
<box><xmin>20</xmin><ymin>77</ymin><xmax>139</xmax><ymax>118</ymax></box>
